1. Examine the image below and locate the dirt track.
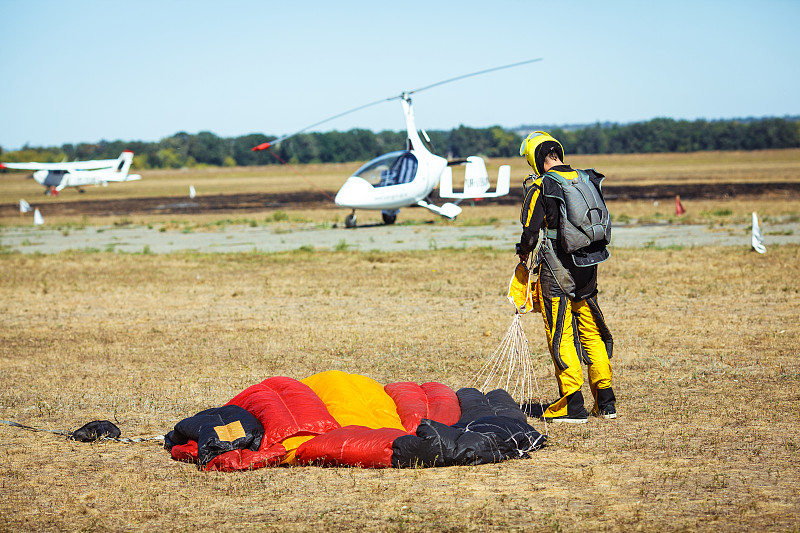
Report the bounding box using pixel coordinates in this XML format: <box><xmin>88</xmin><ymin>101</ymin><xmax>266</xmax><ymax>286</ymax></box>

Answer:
<box><xmin>2</xmin><ymin>182</ymin><xmax>799</xmax><ymax>218</ymax></box>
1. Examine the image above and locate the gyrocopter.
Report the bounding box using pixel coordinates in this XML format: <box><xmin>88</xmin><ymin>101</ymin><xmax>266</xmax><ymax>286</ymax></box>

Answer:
<box><xmin>253</xmin><ymin>59</ymin><xmax>541</xmax><ymax>227</ymax></box>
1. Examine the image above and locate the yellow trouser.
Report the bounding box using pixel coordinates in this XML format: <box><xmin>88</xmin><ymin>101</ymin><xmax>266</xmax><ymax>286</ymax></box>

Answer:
<box><xmin>536</xmin><ymin>266</ymin><xmax>613</xmax><ymax>418</ymax></box>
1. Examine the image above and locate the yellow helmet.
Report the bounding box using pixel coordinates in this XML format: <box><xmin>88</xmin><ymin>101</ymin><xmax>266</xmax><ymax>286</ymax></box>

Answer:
<box><xmin>519</xmin><ymin>131</ymin><xmax>565</xmax><ymax>176</ymax></box>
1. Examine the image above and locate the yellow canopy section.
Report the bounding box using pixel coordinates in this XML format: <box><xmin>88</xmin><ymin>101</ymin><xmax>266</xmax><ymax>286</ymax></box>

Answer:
<box><xmin>280</xmin><ymin>434</ymin><xmax>316</xmax><ymax>465</ymax></box>
<box><xmin>508</xmin><ymin>262</ymin><xmax>535</xmax><ymax>313</ymax></box>
<box><xmin>301</xmin><ymin>370</ymin><xmax>405</xmax><ymax>431</ymax></box>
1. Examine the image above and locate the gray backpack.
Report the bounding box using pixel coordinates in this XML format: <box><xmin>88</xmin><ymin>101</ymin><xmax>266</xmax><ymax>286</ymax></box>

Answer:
<box><xmin>543</xmin><ymin>169</ymin><xmax>611</xmax><ymax>265</ymax></box>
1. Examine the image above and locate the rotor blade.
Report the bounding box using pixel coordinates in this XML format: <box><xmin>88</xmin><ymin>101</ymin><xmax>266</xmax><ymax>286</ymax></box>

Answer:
<box><xmin>406</xmin><ymin>58</ymin><xmax>543</xmax><ymax>96</ymax></box>
<box><xmin>253</xmin><ymin>58</ymin><xmax>543</xmax><ymax>151</ymax></box>
<box><xmin>253</xmin><ymin>96</ymin><xmax>395</xmax><ymax>151</ymax></box>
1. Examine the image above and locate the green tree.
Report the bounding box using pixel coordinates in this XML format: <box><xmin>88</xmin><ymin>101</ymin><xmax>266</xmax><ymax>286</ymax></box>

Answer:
<box><xmin>280</xmin><ymin>133</ymin><xmax>319</xmax><ymax>164</ymax></box>
<box><xmin>133</xmin><ymin>154</ymin><xmax>150</xmax><ymax>169</ymax></box>
<box><xmin>488</xmin><ymin>127</ymin><xmax>520</xmax><ymax>157</ymax></box>
<box><xmin>157</xmin><ymin>148</ymin><xmax>184</xmax><ymax>168</ymax></box>
<box><xmin>188</xmin><ymin>131</ymin><xmax>229</xmax><ymax>166</ymax></box>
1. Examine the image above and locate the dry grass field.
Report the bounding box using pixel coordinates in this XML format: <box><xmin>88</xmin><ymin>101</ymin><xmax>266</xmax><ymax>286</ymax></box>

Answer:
<box><xmin>1</xmin><ymin>246</ymin><xmax>799</xmax><ymax>531</ymax></box>
<box><xmin>1</xmin><ymin>149</ymin><xmax>799</xmax><ymax>531</ymax></box>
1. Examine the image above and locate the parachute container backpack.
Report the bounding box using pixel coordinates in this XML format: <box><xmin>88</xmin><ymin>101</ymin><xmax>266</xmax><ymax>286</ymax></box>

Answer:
<box><xmin>544</xmin><ymin>169</ymin><xmax>611</xmax><ymax>267</ymax></box>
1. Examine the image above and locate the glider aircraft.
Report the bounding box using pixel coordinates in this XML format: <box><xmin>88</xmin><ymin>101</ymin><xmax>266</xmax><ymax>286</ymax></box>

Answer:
<box><xmin>253</xmin><ymin>59</ymin><xmax>542</xmax><ymax>227</ymax></box>
<box><xmin>0</xmin><ymin>151</ymin><xmax>141</xmax><ymax>195</ymax></box>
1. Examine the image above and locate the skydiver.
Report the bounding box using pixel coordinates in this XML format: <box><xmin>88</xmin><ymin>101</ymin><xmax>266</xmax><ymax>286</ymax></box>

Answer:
<box><xmin>516</xmin><ymin>131</ymin><xmax>616</xmax><ymax>423</ymax></box>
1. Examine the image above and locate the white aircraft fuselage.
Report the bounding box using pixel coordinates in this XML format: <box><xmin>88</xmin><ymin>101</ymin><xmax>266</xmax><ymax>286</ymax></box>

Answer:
<box><xmin>334</xmin><ymin>97</ymin><xmax>448</xmax><ymax>211</ymax></box>
<box><xmin>1</xmin><ymin>150</ymin><xmax>141</xmax><ymax>193</ymax></box>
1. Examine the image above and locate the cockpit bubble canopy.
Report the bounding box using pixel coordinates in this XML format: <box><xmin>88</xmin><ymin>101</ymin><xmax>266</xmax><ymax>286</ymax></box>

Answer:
<box><xmin>353</xmin><ymin>151</ymin><xmax>418</xmax><ymax>188</ymax></box>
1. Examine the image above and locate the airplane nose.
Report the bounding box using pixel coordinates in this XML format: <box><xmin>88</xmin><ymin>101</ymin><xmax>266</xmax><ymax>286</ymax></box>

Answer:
<box><xmin>334</xmin><ymin>177</ymin><xmax>373</xmax><ymax>208</ymax></box>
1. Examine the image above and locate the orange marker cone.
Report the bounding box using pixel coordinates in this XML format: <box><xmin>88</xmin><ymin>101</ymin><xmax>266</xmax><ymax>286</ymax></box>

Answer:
<box><xmin>675</xmin><ymin>195</ymin><xmax>686</xmax><ymax>216</ymax></box>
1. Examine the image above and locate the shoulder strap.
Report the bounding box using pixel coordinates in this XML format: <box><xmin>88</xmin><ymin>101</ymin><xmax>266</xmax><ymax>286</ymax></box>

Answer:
<box><xmin>542</xmin><ymin>170</ymin><xmax>566</xmax><ymax>186</ymax></box>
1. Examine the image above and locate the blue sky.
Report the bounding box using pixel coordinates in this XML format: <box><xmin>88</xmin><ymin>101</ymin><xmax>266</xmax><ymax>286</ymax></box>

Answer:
<box><xmin>1</xmin><ymin>0</ymin><xmax>798</xmax><ymax>150</ymax></box>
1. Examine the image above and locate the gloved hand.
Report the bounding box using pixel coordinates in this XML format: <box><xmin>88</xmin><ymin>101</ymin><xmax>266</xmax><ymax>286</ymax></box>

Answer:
<box><xmin>515</xmin><ymin>242</ymin><xmax>528</xmax><ymax>264</ymax></box>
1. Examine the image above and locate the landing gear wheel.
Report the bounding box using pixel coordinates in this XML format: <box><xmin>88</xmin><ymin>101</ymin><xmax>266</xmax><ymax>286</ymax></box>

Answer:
<box><xmin>345</xmin><ymin>212</ymin><xmax>357</xmax><ymax>228</ymax></box>
<box><xmin>382</xmin><ymin>212</ymin><xmax>397</xmax><ymax>225</ymax></box>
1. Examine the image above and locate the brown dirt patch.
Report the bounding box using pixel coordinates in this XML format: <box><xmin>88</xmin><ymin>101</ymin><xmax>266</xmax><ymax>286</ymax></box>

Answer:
<box><xmin>2</xmin><ymin>181</ymin><xmax>799</xmax><ymax>219</ymax></box>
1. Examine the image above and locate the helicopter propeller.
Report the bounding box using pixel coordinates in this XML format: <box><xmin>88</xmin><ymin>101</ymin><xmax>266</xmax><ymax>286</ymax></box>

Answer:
<box><xmin>252</xmin><ymin>58</ymin><xmax>543</xmax><ymax>152</ymax></box>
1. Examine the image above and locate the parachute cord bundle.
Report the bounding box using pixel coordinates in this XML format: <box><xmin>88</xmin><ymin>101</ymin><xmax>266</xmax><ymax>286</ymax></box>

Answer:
<box><xmin>472</xmin><ymin>232</ymin><xmax>548</xmax><ymax>433</ymax></box>
<box><xmin>472</xmin><ymin>312</ymin><xmax>539</xmax><ymax>404</ymax></box>
<box><xmin>0</xmin><ymin>419</ymin><xmax>163</xmax><ymax>444</ymax></box>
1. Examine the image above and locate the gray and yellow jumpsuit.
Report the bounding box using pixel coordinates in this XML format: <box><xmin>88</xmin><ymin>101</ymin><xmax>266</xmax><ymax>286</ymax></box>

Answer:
<box><xmin>518</xmin><ymin>165</ymin><xmax>615</xmax><ymax>418</ymax></box>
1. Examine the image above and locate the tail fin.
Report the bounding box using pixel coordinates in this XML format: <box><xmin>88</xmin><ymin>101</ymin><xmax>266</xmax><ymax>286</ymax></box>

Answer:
<box><xmin>114</xmin><ymin>151</ymin><xmax>134</xmax><ymax>176</ymax></box>
<box><xmin>439</xmin><ymin>156</ymin><xmax>510</xmax><ymax>199</ymax></box>
<box><xmin>463</xmin><ymin>156</ymin><xmax>490</xmax><ymax>197</ymax></box>
<box><xmin>494</xmin><ymin>164</ymin><xmax>510</xmax><ymax>197</ymax></box>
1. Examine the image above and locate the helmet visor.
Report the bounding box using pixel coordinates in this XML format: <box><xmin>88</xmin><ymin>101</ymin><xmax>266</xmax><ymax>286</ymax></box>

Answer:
<box><xmin>519</xmin><ymin>131</ymin><xmax>547</xmax><ymax>156</ymax></box>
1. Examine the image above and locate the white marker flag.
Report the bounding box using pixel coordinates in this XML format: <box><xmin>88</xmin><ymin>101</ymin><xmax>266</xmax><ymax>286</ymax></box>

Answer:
<box><xmin>751</xmin><ymin>212</ymin><xmax>766</xmax><ymax>254</ymax></box>
<box><xmin>19</xmin><ymin>199</ymin><xmax>31</xmax><ymax>213</ymax></box>
<box><xmin>33</xmin><ymin>208</ymin><xmax>44</xmax><ymax>226</ymax></box>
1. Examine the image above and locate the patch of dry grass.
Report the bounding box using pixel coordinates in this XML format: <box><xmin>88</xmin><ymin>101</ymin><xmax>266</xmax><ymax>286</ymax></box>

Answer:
<box><xmin>1</xmin><ymin>244</ymin><xmax>799</xmax><ymax>531</ymax></box>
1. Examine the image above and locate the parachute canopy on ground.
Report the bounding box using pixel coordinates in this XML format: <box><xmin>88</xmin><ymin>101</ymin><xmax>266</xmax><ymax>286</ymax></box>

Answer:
<box><xmin>165</xmin><ymin>370</ymin><xmax>545</xmax><ymax>471</ymax></box>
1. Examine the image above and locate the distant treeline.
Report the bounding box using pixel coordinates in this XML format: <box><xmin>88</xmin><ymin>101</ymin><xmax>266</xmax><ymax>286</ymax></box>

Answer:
<box><xmin>1</xmin><ymin>117</ymin><xmax>798</xmax><ymax>169</ymax></box>
<box><xmin>546</xmin><ymin>117</ymin><xmax>800</xmax><ymax>154</ymax></box>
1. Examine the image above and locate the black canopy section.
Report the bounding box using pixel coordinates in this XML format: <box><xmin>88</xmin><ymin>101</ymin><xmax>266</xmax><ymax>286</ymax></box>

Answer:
<box><xmin>165</xmin><ymin>405</ymin><xmax>264</xmax><ymax>466</ymax></box>
<box><xmin>484</xmin><ymin>389</ymin><xmax>530</xmax><ymax>425</ymax></box>
<box><xmin>391</xmin><ymin>388</ymin><xmax>545</xmax><ymax>467</ymax></box>
<box><xmin>456</xmin><ymin>387</ymin><xmax>529</xmax><ymax>425</ymax></box>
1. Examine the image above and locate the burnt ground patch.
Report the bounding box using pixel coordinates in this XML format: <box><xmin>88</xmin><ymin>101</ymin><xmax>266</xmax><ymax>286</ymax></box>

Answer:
<box><xmin>2</xmin><ymin>182</ymin><xmax>799</xmax><ymax>218</ymax></box>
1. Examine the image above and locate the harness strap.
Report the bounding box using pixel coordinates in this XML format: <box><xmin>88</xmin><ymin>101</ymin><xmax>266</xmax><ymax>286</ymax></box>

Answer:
<box><xmin>541</xmin><ymin>238</ymin><xmax>577</xmax><ymax>300</ymax></box>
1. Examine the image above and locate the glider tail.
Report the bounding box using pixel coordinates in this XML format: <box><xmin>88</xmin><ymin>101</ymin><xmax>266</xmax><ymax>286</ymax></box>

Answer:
<box><xmin>111</xmin><ymin>151</ymin><xmax>141</xmax><ymax>182</ymax></box>
<box><xmin>114</xmin><ymin>151</ymin><xmax>134</xmax><ymax>176</ymax></box>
